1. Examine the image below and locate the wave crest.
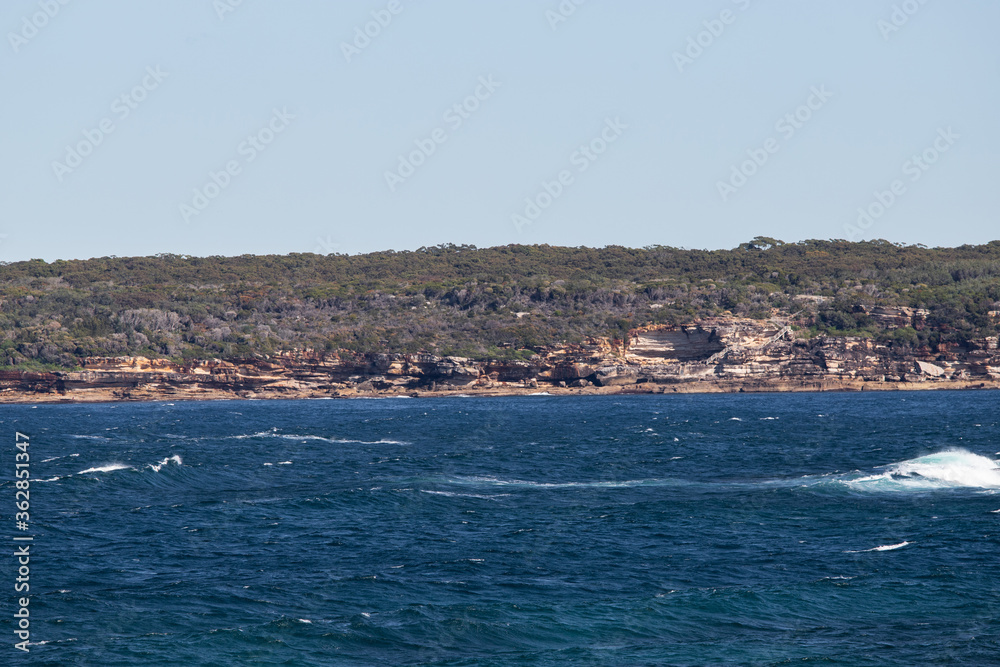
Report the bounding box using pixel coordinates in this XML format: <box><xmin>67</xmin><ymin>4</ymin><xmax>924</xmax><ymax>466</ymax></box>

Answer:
<box><xmin>846</xmin><ymin>449</ymin><xmax>1000</xmax><ymax>492</ymax></box>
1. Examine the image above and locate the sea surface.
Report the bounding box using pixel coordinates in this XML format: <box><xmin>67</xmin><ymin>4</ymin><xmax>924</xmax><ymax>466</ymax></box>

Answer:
<box><xmin>2</xmin><ymin>391</ymin><xmax>1000</xmax><ymax>665</ymax></box>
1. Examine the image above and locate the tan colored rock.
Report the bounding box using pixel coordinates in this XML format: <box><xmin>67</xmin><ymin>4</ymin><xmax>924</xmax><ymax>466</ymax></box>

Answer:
<box><xmin>916</xmin><ymin>360</ymin><xmax>945</xmax><ymax>377</ymax></box>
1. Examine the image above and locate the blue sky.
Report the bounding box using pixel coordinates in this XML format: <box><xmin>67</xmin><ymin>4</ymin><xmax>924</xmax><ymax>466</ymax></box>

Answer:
<box><xmin>2</xmin><ymin>0</ymin><xmax>997</xmax><ymax>261</ymax></box>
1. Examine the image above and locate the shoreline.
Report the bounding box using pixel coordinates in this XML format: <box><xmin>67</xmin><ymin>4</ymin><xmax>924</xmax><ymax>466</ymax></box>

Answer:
<box><xmin>2</xmin><ymin>377</ymin><xmax>998</xmax><ymax>405</ymax></box>
<box><xmin>3</xmin><ymin>323</ymin><xmax>998</xmax><ymax>405</ymax></box>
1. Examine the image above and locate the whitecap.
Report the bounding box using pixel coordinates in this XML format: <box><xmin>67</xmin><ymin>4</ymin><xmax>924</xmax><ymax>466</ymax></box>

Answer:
<box><xmin>78</xmin><ymin>463</ymin><xmax>131</xmax><ymax>474</ymax></box>
<box><xmin>149</xmin><ymin>455</ymin><xmax>183</xmax><ymax>472</ymax></box>
<box><xmin>330</xmin><ymin>438</ymin><xmax>410</xmax><ymax>445</ymax></box>
<box><xmin>844</xmin><ymin>450</ymin><xmax>1000</xmax><ymax>492</ymax></box>
<box><xmin>420</xmin><ymin>490</ymin><xmax>509</xmax><ymax>500</ymax></box>
<box><xmin>846</xmin><ymin>541</ymin><xmax>911</xmax><ymax>553</ymax></box>
<box><xmin>450</xmin><ymin>475</ymin><xmax>671</xmax><ymax>489</ymax></box>
<box><xmin>234</xmin><ymin>431</ymin><xmax>409</xmax><ymax>445</ymax></box>
<box><xmin>729</xmin><ymin>417</ymin><xmax>742</xmax><ymax>421</ymax></box>
<box><xmin>277</xmin><ymin>461</ymin><xmax>292</xmax><ymax>465</ymax></box>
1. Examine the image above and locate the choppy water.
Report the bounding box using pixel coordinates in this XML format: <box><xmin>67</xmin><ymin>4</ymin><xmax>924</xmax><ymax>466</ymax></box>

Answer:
<box><xmin>3</xmin><ymin>391</ymin><xmax>1000</xmax><ymax>665</ymax></box>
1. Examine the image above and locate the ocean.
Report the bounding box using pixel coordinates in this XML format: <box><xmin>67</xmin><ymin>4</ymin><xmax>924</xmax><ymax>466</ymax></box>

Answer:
<box><xmin>3</xmin><ymin>391</ymin><xmax>1000</xmax><ymax>665</ymax></box>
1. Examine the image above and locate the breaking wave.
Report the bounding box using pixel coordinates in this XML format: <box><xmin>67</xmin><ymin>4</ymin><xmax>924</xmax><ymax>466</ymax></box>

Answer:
<box><xmin>843</xmin><ymin>449</ymin><xmax>1000</xmax><ymax>492</ymax></box>
<box><xmin>228</xmin><ymin>430</ymin><xmax>408</xmax><ymax>445</ymax></box>
<box><xmin>448</xmin><ymin>475</ymin><xmax>681</xmax><ymax>490</ymax></box>
<box><xmin>78</xmin><ymin>463</ymin><xmax>132</xmax><ymax>474</ymax></box>
<box><xmin>149</xmin><ymin>455</ymin><xmax>183</xmax><ymax>472</ymax></box>
<box><xmin>845</xmin><ymin>541</ymin><xmax>912</xmax><ymax>553</ymax></box>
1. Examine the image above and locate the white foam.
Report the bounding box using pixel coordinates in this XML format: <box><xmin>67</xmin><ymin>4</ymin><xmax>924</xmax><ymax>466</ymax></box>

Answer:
<box><xmin>331</xmin><ymin>438</ymin><xmax>410</xmax><ymax>445</ymax></box>
<box><xmin>846</xmin><ymin>541</ymin><xmax>911</xmax><ymax>553</ymax></box>
<box><xmin>78</xmin><ymin>463</ymin><xmax>131</xmax><ymax>474</ymax></box>
<box><xmin>277</xmin><ymin>461</ymin><xmax>292</xmax><ymax>465</ymax></box>
<box><xmin>420</xmin><ymin>490</ymin><xmax>510</xmax><ymax>500</ymax></box>
<box><xmin>451</xmin><ymin>475</ymin><xmax>669</xmax><ymax>489</ymax></box>
<box><xmin>232</xmin><ymin>431</ymin><xmax>409</xmax><ymax>445</ymax></box>
<box><xmin>149</xmin><ymin>455</ymin><xmax>183</xmax><ymax>472</ymax></box>
<box><xmin>845</xmin><ymin>449</ymin><xmax>1000</xmax><ymax>492</ymax></box>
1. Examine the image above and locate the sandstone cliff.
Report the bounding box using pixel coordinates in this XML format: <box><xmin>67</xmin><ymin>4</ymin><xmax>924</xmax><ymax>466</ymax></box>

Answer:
<box><xmin>2</xmin><ymin>319</ymin><xmax>998</xmax><ymax>403</ymax></box>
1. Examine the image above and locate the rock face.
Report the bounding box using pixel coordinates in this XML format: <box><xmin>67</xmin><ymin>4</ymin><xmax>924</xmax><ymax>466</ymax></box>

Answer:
<box><xmin>1</xmin><ymin>320</ymin><xmax>999</xmax><ymax>403</ymax></box>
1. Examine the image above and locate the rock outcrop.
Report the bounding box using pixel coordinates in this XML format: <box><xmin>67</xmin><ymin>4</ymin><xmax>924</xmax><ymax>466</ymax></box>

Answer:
<box><xmin>1</xmin><ymin>319</ymin><xmax>998</xmax><ymax>402</ymax></box>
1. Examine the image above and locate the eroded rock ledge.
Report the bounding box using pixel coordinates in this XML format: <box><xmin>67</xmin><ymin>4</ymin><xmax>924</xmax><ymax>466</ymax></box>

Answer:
<box><xmin>2</xmin><ymin>318</ymin><xmax>998</xmax><ymax>403</ymax></box>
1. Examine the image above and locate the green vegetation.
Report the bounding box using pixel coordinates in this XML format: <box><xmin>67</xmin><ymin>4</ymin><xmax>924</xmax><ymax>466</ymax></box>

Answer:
<box><xmin>1</xmin><ymin>238</ymin><xmax>998</xmax><ymax>369</ymax></box>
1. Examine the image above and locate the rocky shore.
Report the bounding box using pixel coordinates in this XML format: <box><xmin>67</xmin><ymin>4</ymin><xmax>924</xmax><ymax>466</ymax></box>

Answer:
<box><xmin>2</xmin><ymin>318</ymin><xmax>998</xmax><ymax>403</ymax></box>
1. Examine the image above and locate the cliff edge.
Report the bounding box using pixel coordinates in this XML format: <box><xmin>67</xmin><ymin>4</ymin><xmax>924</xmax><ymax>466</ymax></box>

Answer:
<box><xmin>2</xmin><ymin>318</ymin><xmax>998</xmax><ymax>403</ymax></box>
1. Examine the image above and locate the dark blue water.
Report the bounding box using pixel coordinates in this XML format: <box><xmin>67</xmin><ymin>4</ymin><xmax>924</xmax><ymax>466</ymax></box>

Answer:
<box><xmin>3</xmin><ymin>391</ymin><xmax>1000</xmax><ymax>665</ymax></box>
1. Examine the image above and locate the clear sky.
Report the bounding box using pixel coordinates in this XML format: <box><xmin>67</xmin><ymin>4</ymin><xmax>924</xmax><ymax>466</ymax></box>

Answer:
<box><xmin>2</xmin><ymin>0</ymin><xmax>997</xmax><ymax>261</ymax></box>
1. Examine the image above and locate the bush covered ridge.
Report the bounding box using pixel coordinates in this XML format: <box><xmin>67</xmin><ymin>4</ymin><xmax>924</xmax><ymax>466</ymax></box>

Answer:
<box><xmin>2</xmin><ymin>239</ymin><xmax>999</xmax><ymax>370</ymax></box>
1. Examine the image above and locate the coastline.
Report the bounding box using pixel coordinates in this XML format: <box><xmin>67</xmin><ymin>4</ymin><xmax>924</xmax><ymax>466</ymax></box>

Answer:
<box><xmin>2</xmin><ymin>319</ymin><xmax>998</xmax><ymax>405</ymax></box>
<box><xmin>1</xmin><ymin>375</ymin><xmax>998</xmax><ymax>405</ymax></box>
